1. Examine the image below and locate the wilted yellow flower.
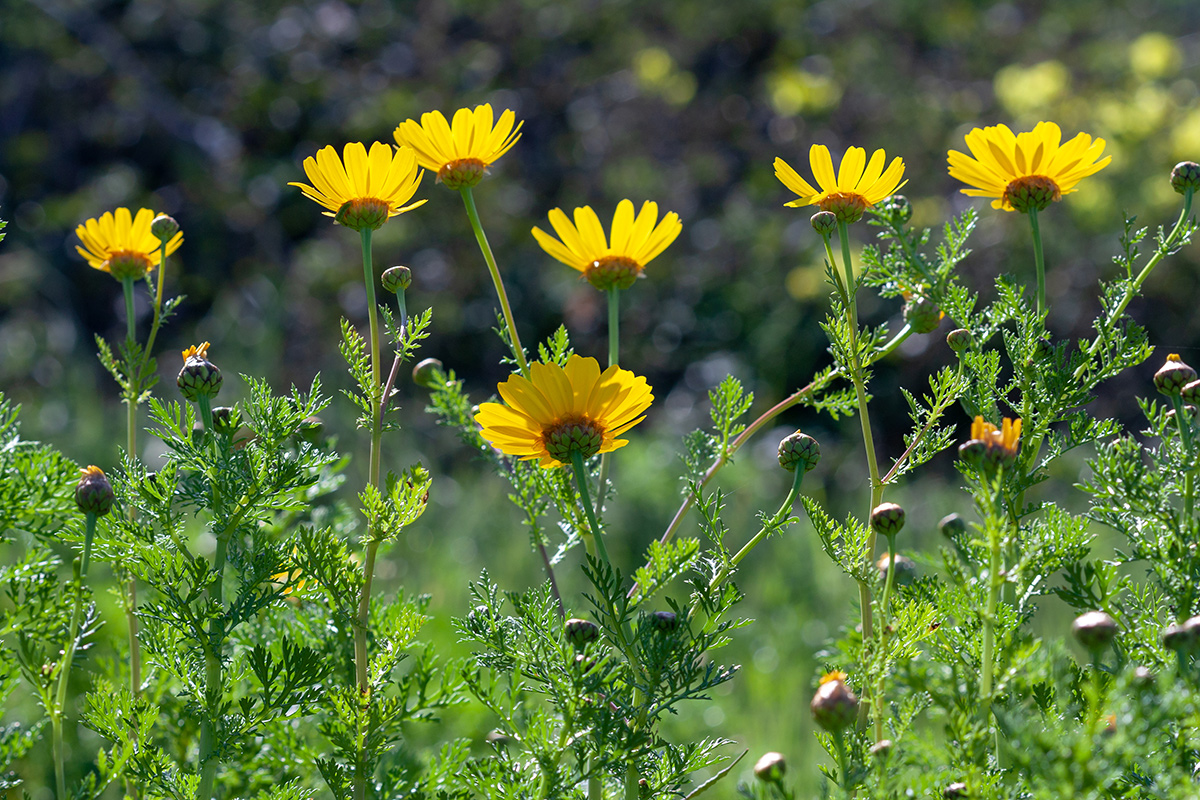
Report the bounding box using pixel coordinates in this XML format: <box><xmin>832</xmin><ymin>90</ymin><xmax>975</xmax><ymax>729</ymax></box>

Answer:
<box><xmin>289</xmin><ymin>142</ymin><xmax>425</xmax><ymax>231</ymax></box>
<box><xmin>531</xmin><ymin>200</ymin><xmax>682</xmax><ymax>291</ymax></box>
<box><xmin>76</xmin><ymin>207</ymin><xmax>183</xmax><ymax>282</ymax></box>
<box><xmin>474</xmin><ymin>354</ymin><xmax>653</xmax><ymax>468</ymax></box>
<box><xmin>774</xmin><ymin>145</ymin><xmax>906</xmax><ymax>223</ymax></box>
<box><xmin>393</xmin><ymin>104</ymin><xmax>522</xmax><ymax>189</ymax></box>
<box><xmin>947</xmin><ymin>122</ymin><xmax>1111</xmax><ymax>213</ymax></box>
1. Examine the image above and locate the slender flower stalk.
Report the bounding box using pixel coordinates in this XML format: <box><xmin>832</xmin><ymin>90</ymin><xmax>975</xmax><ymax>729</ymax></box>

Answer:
<box><xmin>461</xmin><ymin>186</ymin><xmax>529</xmax><ymax>376</ymax></box>
<box><xmin>594</xmin><ymin>287</ymin><xmax>622</xmax><ymax>517</ymax></box>
<box><xmin>1028</xmin><ymin>208</ymin><xmax>1047</xmax><ymax>316</ymax></box>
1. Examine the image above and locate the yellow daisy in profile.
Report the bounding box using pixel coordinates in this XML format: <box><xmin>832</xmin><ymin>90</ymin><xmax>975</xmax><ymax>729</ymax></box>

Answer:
<box><xmin>289</xmin><ymin>142</ymin><xmax>425</xmax><ymax>231</ymax></box>
<box><xmin>76</xmin><ymin>207</ymin><xmax>183</xmax><ymax>282</ymax></box>
<box><xmin>393</xmin><ymin>104</ymin><xmax>522</xmax><ymax>189</ymax></box>
<box><xmin>947</xmin><ymin>122</ymin><xmax>1111</xmax><ymax>213</ymax></box>
<box><xmin>971</xmin><ymin>415</ymin><xmax>1021</xmax><ymax>457</ymax></box>
<box><xmin>474</xmin><ymin>354</ymin><xmax>654</xmax><ymax>468</ymax></box>
<box><xmin>531</xmin><ymin>200</ymin><xmax>682</xmax><ymax>291</ymax></box>
<box><xmin>774</xmin><ymin>145</ymin><xmax>907</xmax><ymax>223</ymax></box>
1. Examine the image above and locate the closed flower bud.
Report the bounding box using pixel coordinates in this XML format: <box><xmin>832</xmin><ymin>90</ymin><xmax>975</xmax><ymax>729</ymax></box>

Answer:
<box><xmin>811</xmin><ymin>672</ymin><xmax>858</xmax><ymax>732</ymax></box>
<box><xmin>870</xmin><ymin>502</ymin><xmax>906</xmax><ymax>538</ymax></box>
<box><xmin>958</xmin><ymin>438</ymin><xmax>987</xmax><ymax>468</ymax></box>
<box><xmin>211</xmin><ymin>406</ymin><xmax>238</xmax><ymax>435</ymax></box>
<box><xmin>777</xmin><ymin>430</ymin><xmax>821</xmax><ymax>473</ymax></box>
<box><xmin>877</xmin><ymin>553</ymin><xmax>917</xmax><ymax>585</ymax></box>
<box><xmin>412</xmin><ymin>358</ymin><xmax>445</xmax><ymax>389</ymax></box>
<box><xmin>638</xmin><ymin>779</ymin><xmax>650</xmax><ymax>800</ymax></box>
<box><xmin>1171</xmin><ymin>161</ymin><xmax>1200</xmax><ymax>195</ymax></box>
<box><xmin>1166</xmin><ymin>405</ymin><xmax>1198</xmax><ymax>424</ymax></box>
<box><xmin>904</xmin><ymin>295</ymin><xmax>943</xmax><ymax>334</ymax></box>
<box><xmin>649</xmin><ymin>610</ymin><xmax>678</xmax><ymax>632</ymax></box>
<box><xmin>1132</xmin><ymin>666</ymin><xmax>1154</xmax><ymax>688</ymax></box>
<box><xmin>381</xmin><ymin>265</ymin><xmax>412</xmax><ymax>294</ymax></box>
<box><xmin>150</xmin><ymin>214</ymin><xmax>180</xmax><ymax>242</ymax></box>
<box><xmin>810</xmin><ymin>211</ymin><xmax>838</xmax><ymax>237</ymax></box>
<box><xmin>565</xmin><ymin>617</ymin><xmax>600</xmax><ymax>647</ymax></box>
<box><xmin>485</xmin><ymin>729</ymin><xmax>513</xmax><ymax>748</ymax></box>
<box><xmin>1155</xmin><ymin>354</ymin><xmax>1197</xmax><ymax>397</ymax></box>
<box><xmin>869</xmin><ymin>739</ymin><xmax>893</xmax><ymax>758</ymax></box>
<box><xmin>178</xmin><ymin>342</ymin><xmax>222</xmax><ymax>402</ymax></box>
<box><xmin>939</xmin><ymin>513</ymin><xmax>967</xmax><ymax>538</ymax></box>
<box><xmin>1182</xmin><ymin>380</ymin><xmax>1200</xmax><ymax>404</ymax></box>
<box><xmin>946</xmin><ymin>328</ymin><xmax>973</xmax><ymax>353</ymax></box>
<box><xmin>75</xmin><ymin>466</ymin><xmax>114</xmax><ymax>517</ymax></box>
<box><xmin>753</xmin><ymin>752</ymin><xmax>786</xmax><ymax>783</ymax></box>
<box><xmin>1162</xmin><ymin>623</ymin><xmax>1190</xmax><ymax>652</ymax></box>
<box><xmin>943</xmin><ymin>783</ymin><xmax>969</xmax><ymax>799</ymax></box>
<box><xmin>1072</xmin><ymin>610</ymin><xmax>1118</xmax><ymax>652</ymax></box>
<box><xmin>879</xmin><ymin>195</ymin><xmax>912</xmax><ymax>225</ymax></box>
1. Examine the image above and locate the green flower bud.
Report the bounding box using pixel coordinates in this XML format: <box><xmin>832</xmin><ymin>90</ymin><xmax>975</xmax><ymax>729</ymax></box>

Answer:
<box><xmin>939</xmin><ymin>513</ymin><xmax>967</xmax><ymax>538</ymax></box>
<box><xmin>178</xmin><ymin>342</ymin><xmax>222</xmax><ymax>402</ymax></box>
<box><xmin>485</xmin><ymin>729</ymin><xmax>512</xmax><ymax>747</ymax></box>
<box><xmin>75</xmin><ymin>466</ymin><xmax>114</xmax><ymax>517</ymax></box>
<box><xmin>1171</xmin><ymin>161</ymin><xmax>1200</xmax><ymax>195</ymax></box>
<box><xmin>1155</xmin><ymin>354</ymin><xmax>1197</xmax><ymax>397</ymax></box>
<box><xmin>753</xmin><ymin>752</ymin><xmax>786</xmax><ymax>783</ymax></box>
<box><xmin>811</xmin><ymin>673</ymin><xmax>858</xmax><ymax>732</ymax></box>
<box><xmin>297</xmin><ymin>415</ymin><xmax>324</xmax><ymax>444</ymax></box>
<box><xmin>943</xmin><ymin>783</ymin><xmax>969</xmax><ymax>799</ymax></box>
<box><xmin>150</xmin><ymin>214</ymin><xmax>180</xmax><ymax>242</ymax></box>
<box><xmin>877</xmin><ymin>553</ymin><xmax>917</xmax><ymax>585</ymax></box>
<box><xmin>904</xmin><ymin>295</ymin><xmax>943</xmax><ymax>335</ymax></box>
<box><xmin>870</xmin><ymin>502</ymin><xmax>906</xmax><ymax>538</ymax></box>
<box><xmin>211</xmin><ymin>406</ymin><xmax>238</xmax><ymax>435</ymax></box>
<box><xmin>810</xmin><ymin>211</ymin><xmax>838</xmax><ymax>237</ymax></box>
<box><xmin>412</xmin><ymin>358</ymin><xmax>445</xmax><ymax>389</ymax></box>
<box><xmin>1162</xmin><ymin>623</ymin><xmax>1191</xmax><ymax>653</ymax></box>
<box><xmin>381</xmin><ymin>265</ymin><xmax>412</xmax><ymax>294</ymax></box>
<box><xmin>777</xmin><ymin>430</ymin><xmax>820</xmax><ymax>473</ymax></box>
<box><xmin>869</xmin><ymin>739</ymin><xmax>893</xmax><ymax>758</ymax></box>
<box><xmin>648</xmin><ymin>610</ymin><xmax>678</xmax><ymax>632</ymax></box>
<box><xmin>946</xmin><ymin>328</ymin><xmax>973</xmax><ymax>353</ymax></box>
<box><xmin>565</xmin><ymin>617</ymin><xmax>600</xmax><ymax>647</ymax></box>
<box><xmin>1072</xmin><ymin>610</ymin><xmax>1118</xmax><ymax>652</ymax></box>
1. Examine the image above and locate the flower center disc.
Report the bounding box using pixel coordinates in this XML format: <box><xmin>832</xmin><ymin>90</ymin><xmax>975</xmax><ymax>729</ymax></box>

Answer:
<box><xmin>543</xmin><ymin>415</ymin><xmax>605</xmax><ymax>464</ymax></box>
<box><xmin>438</xmin><ymin>158</ymin><xmax>487</xmax><ymax>189</ymax></box>
<box><xmin>1003</xmin><ymin>175</ymin><xmax>1061</xmax><ymax>213</ymax></box>
<box><xmin>584</xmin><ymin>255</ymin><xmax>642</xmax><ymax>291</ymax></box>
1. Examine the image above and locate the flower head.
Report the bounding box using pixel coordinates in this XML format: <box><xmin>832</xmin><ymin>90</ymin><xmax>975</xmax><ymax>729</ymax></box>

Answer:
<box><xmin>775</xmin><ymin>145</ymin><xmax>907</xmax><ymax>223</ymax></box>
<box><xmin>393</xmin><ymin>104</ymin><xmax>522</xmax><ymax>189</ymax></box>
<box><xmin>947</xmin><ymin>122</ymin><xmax>1111</xmax><ymax>213</ymax></box>
<box><xmin>75</xmin><ymin>465</ymin><xmax>114</xmax><ymax>517</ymax></box>
<box><xmin>178</xmin><ymin>342</ymin><xmax>222</xmax><ymax>402</ymax></box>
<box><xmin>532</xmin><ymin>200</ymin><xmax>682</xmax><ymax>291</ymax></box>
<box><xmin>76</xmin><ymin>207</ymin><xmax>183</xmax><ymax>281</ymax></box>
<box><xmin>960</xmin><ymin>415</ymin><xmax>1022</xmax><ymax>470</ymax></box>
<box><xmin>289</xmin><ymin>142</ymin><xmax>425</xmax><ymax>231</ymax></box>
<box><xmin>474</xmin><ymin>354</ymin><xmax>653</xmax><ymax>468</ymax></box>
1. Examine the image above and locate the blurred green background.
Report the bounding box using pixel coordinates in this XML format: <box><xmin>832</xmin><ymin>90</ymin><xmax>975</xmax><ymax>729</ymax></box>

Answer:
<box><xmin>3</xmin><ymin>0</ymin><xmax>1200</xmax><ymax>794</ymax></box>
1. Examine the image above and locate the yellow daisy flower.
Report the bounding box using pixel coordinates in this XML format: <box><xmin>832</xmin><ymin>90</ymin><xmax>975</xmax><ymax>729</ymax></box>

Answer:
<box><xmin>289</xmin><ymin>142</ymin><xmax>425</xmax><ymax>231</ymax></box>
<box><xmin>392</xmin><ymin>104</ymin><xmax>522</xmax><ymax>189</ymax></box>
<box><xmin>531</xmin><ymin>200</ymin><xmax>683</xmax><ymax>291</ymax></box>
<box><xmin>474</xmin><ymin>354</ymin><xmax>654</xmax><ymax>468</ymax></box>
<box><xmin>947</xmin><ymin>121</ymin><xmax>1111</xmax><ymax>213</ymax></box>
<box><xmin>76</xmin><ymin>207</ymin><xmax>183</xmax><ymax>282</ymax></box>
<box><xmin>971</xmin><ymin>415</ymin><xmax>1021</xmax><ymax>457</ymax></box>
<box><xmin>774</xmin><ymin>145</ymin><xmax>907</xmax><ymax>223</ymax></box>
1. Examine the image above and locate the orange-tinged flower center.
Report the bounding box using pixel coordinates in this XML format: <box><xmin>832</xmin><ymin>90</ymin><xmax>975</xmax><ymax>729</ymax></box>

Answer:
<box><xmin>817</xmin><ymin>192</ymin><xmax>868</xmax><ymax>223</ymax></box>
<box><xmin>438</xmin><ymin>158</ymin><xmax>487</xmax><ymax>189</ymax></box>
<box><xmin>335</xmin><ymin>198</ymin><xmax>391</xmax><ymax>231</ymax></box>
<box><xmin>542</xmin><ymin>415</ymin><xmax>605</xmax><ymax>464</ymax></box>
<box><xmin>819</xmin><ymin>670</ymin><xmax>848</xmax><ymax>686</ymax></box>
<box><xmin>584</xmin><ymin>255</ymin><xmax>643</xmax><ymax>292</ymax></box>
<box><xmin>103</xmin><ymin>250</ymin><xmax>154</xmax><ymax>281</ymax></box>
<box><xmin>1002</xmin><ymin>175</ymin><xmax>1061</xmax><ymax>213</ymax></box>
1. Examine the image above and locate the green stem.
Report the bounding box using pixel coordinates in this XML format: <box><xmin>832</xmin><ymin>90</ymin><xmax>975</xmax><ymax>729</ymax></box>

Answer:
<box><xmin>355</xmin><ymin>226</ymin><xmax>384</xmax><ymax>800</ymax></box>
<box><xmin>836</xmin><ymin>221</ymin><xmax>881</xmax><ymax>643</ymax></box>
<box><xmin>594</xmin><ymin>288</ymin><xmax>621</xmax><ymax>519</ymax></box>
<box><xmin>833</xmin><ymin>729</ymin><xmax>852</xmax><ymax>799</ymax></box>
<box><xmin>460</xmin><ymin>186</ymin><xmax>529</xmax><ymax>377</ymax></box>
<box><xmin>571</xmin><ymin>452</ymin><xmax>612</xmax><ymax>569</ymax></box>
<box><xmin>979</xmin><ymin>486</ymin><xmax>1004</xmax><ymax>754</ymax></box>
<box><xmin>1170</xmin><ymin>393</ymin><xmax>1195</xmax><ymax>525</ymax></box>
<box><xmin>122</xmin><ymin>278</ymin><xmax>136</xmax><ymax>345</ymax></box>
<box><xmin>1028</xmin><ymin>208</ymin><xmax>1046</xmax><ymax>318</ymax></box>
<box><xmin>52</xmin><ymin>514</ymin><xmax>95</xmax><ymax>799</ymax></box>
<box><xmin>1073</xmin><ymin>189</ymin><xmax>1194</xmax><ymax>382</ymax></box>
<box><xmin>143</xmin><ymin>243</ymin><xmax>168</xmax><ymax>360</ymax></box>
<box><xmin>874</xmin><ymin>534</ymin><xmax>898</xmax><ymax>742</ymax></box>
<box><xmin>197</xmin><ymin>532</ymin><xmax>229</xmax><ymax>800</ymax></box>
<box><xmin>707</xmin><ymin>468</ymin><xmax>803</xmax><ymax>593</ymax></box>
